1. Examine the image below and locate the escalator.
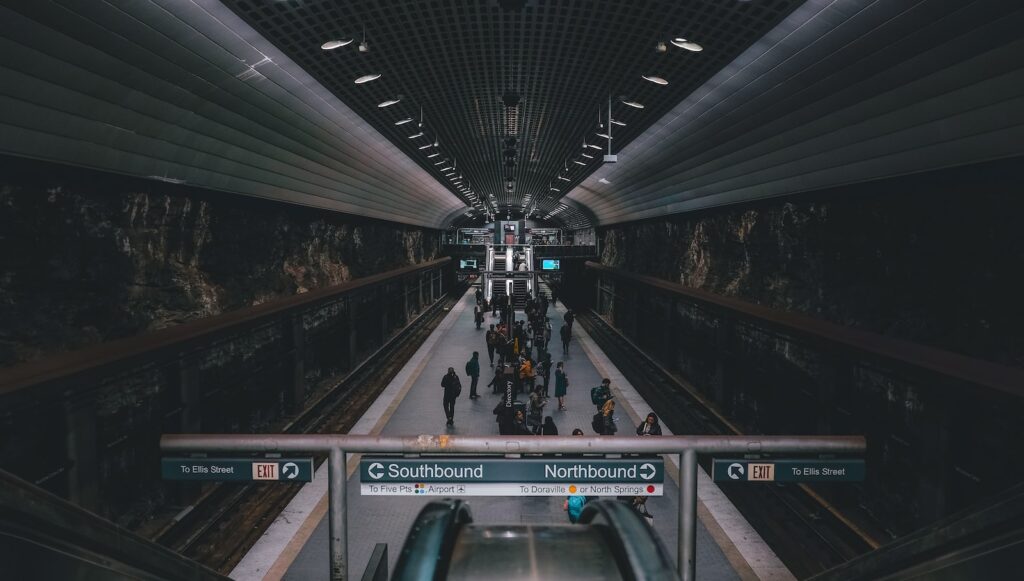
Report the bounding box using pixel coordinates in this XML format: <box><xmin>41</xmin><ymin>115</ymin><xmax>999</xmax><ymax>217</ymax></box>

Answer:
<box><xmin>490</xmin><ymin>246</ymin><xmax>509</xmax><ymax>307</ymax></box>
<box><xmin>391</xmin><ymin>499</ymin><xmax>678</xmax><ymax>580</ymax></box>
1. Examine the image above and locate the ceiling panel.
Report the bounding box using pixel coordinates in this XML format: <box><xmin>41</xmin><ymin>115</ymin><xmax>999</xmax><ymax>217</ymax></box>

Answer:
<box><xmin>220</xmin><ymin>0</ymin><xmax>804</xmax><ymax>225</ymax></box>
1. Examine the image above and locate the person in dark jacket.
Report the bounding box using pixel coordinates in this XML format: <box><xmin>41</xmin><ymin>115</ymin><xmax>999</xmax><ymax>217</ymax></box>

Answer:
<box><xmin>554</xmin><ymin>361</ymin><xmax>568</xmax><ymax>411</ymax></box>
<box><xmin>512</xmin><ymin>410</ymin><xmax>533</xmax><ymax>435</ymax></box>
<box><xmin>564</xmin><ymin>309</ymin><xmax>575</xmax><ymax>330</ymax></box>
<box><xmin>540</xmin><ymin>416</ymin><xmax>559</xmax><ymax>435</ymax></box>
<box><xmin>485</xmin><ymin>325</ymin><xmax>499</xmax><ymax>366</ymax></box>
<box><xmin>465</xmin><ymin>352</ymin><xmax>481</xmax><ymax>399</ymax></box>
<box><xmin>441</xmin><ymin>367</ymin><xmax>461</xmax><ymax>427</ymax></box>
<box><xmin>597</xmin><ymin>399</ymin><xmax>617</xmax><ymax>436</ymax></box>
<box><xmin>636</xmin><ymin>412</ymin><xmax>663</xmax><ymax>436</ymax></box>
<box><xmin>560</xmin><ymin>323</ymin><xmax>571</xmax><ymax>355</ymax></box>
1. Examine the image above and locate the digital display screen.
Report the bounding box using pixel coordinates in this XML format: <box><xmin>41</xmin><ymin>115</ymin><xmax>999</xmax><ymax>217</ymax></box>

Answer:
<box><xmin>541</xmin><ymin>259</ymin><xmax>560</xmax><ymax>270</ymax></box>
<box><xmin>460</xmin><ymin>259</ymin><xmax>478</xmax><ymax>269</ymax></box>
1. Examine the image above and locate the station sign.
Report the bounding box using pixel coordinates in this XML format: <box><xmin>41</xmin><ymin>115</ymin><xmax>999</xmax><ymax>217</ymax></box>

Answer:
<box><xmin>161</xmin><ymin>458</ymin><xmax>314</xmax><ymax>482</ymax></box>
<box><xmin>712</xmin><ymin>459</ymin><xmax>864</xmax><ymax>483</ymax></box>
<box><xmin>359</xmin><ymin>457</ymin><xmax>664</xmax><ymax>497</ymax></box>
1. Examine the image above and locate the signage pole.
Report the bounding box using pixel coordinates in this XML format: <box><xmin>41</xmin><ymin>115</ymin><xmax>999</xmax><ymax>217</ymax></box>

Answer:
<box><xmin>680</xmin><ymin>449</ymin><xmax>698</xmax><ymax>581</ymax></box>
<box><xmin>329</xmin><ymin>448</ymin><xmax>347</xmax><ymax>581</ymax></box>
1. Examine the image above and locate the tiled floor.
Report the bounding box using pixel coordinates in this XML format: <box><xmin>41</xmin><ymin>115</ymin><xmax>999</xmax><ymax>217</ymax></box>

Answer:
<box><xmin>283</xmin><ymin>288</ymin><xmax>741</xmax><ymax>580</ymax></box>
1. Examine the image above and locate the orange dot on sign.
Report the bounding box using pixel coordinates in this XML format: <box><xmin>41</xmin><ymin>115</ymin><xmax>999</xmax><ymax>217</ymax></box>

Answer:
<box><xmin>569</xmin><ymin>485</ymin><xmax>577</xmax><ymax>493</ymax></box>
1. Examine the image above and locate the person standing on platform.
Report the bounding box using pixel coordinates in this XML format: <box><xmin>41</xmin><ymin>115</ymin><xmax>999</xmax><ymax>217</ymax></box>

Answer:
<box><xmin>554</xmin><ymin>361</ymin><xmax>568</xmax><ymax>411</ymax></box>
<box><xmin>560</xmin><ymin>322</ymin><xmax>572</xmax><ymax>355</ymax></box>
<box><xmin>594</xmin><ymin>399</ymin><xmax>617</xmax><ymax>435</ymax></box>
<box><xmin>487</xmin><ymin>362</ymin><xmax>504</xmax><ymax>394</ymax></box>
<box><xmin>465</xmin><ymin>352</ymin><xmax>481</xmax><ymax>399</ymax></box>
<box><xmin>520</xmin><ymin>356</ymin><xmax>536</xmax><ymax>393</ymax></box>
<box><xmin>540</xmin><ymin>416</ymin><xmax>559</xmax><ymax>435</ymax></box>
<box><xmin>636</xmin><ymin>412</ymin><xmax>663</xmax><ymax>436</ymax></box>
<box><xmin>564</xmin><ymin>428</ymin><xmax>586</xmax><ymax>523</ymax></box>
<box><xmin>474</xmin><ymin>303</ymin><xmax>484</xmax><ymax>329</ymax></box>
<box><xmin>475</xmin><ymin>287</ymin><xmax>483</xmax><ymax>304</ymax></box>
<box><xmin>441</xmin><ymin>367</ymin><xmax>462</xmax><ymax>427</ymax></box>
<box><xmin>591</xmin><ymin>378</ymin><xmax>613</xmax><ymax>412</ymax></box>
<box><xmin>485</xmin><ymin>325</ymin><xmax>499</xmax><ymax>366</ymax></box>
<box><xmin>564</xmin><ymin>309</ymin><xmax>575</xmax><ymax>331</ymax></box>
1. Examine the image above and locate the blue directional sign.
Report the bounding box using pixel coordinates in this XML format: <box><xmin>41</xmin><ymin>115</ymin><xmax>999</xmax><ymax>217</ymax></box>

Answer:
<box><xmin>712</xmin><ymin>459</ymin><xmax>864</xmax><ymax>483</ymax></box>
<box><xmin>161</xmin><ymin>458</ymin><xmax>314</xmax><ymax>482</ymax></box>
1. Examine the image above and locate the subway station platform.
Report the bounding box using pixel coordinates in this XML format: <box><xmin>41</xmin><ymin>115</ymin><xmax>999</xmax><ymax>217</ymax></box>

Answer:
<box><xmin>231</xmin><ymin>287</ymin><xmax>792</xmax><ymax>580</ymax></box>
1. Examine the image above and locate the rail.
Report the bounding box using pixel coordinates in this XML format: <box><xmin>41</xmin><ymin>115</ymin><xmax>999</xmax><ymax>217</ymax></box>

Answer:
<box><xmin>161</xmin><ymin>433</ymin><xmax>866</xmax><ymax>581</ymax></box>
<box><xmin>585</xmin><ymin>262</ymin><xmax>1024</xmax><ymax>397</ymax></box>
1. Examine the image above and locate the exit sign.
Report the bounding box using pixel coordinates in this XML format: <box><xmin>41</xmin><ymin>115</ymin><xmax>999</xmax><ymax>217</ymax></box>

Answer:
<box><xmin>712</xmin><ymin>459</ymin><xmax>864</xmax><ymax>483</ymax></box>
<box><xmin>161</xmin><ymin>458</ymin><xmax>314</xmax><ymax>482</ymax></box>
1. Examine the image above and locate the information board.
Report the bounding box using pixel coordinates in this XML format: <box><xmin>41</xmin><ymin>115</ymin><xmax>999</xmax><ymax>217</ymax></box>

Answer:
<box><xmin>161</xmin><ymin>458</ymin><xmax>314</xmax><ymax>482</ymax></box>
<box><xmin>712</xmin><ymin>459</ymin><xmax>864</xmax><ymax>483</ymax></box>
<box><xmin>359</xmin><ymin>457</ymin><xmax>664</xmax><ymax>496</ymax></box>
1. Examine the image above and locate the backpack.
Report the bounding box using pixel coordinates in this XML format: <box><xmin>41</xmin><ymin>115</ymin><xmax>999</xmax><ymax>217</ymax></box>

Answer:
<box><xmin>590</xmin><ymin>386</ymin><xmax>608</xmax><ymax>405</ymax></box>
<box><xmin>591</xmin><ymin>412</ymin><xmax>603</xmax><ymax>434</ymax></box>
<box><xmin>567</xmin><ymin>495</ymin><xmax>585</xmax><ymax>523</ymax></box>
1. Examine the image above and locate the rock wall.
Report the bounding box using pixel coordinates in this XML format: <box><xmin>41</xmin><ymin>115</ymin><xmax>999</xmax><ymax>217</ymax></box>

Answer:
<box><xmin>0</xmin><ymin>156</ymin><xmax>440</xmax><ymax>367</ymax></box>
<box><xmin>598</xmin><ymin>158</ymin><xmax>1024</xmax><ymax>368</ymax></box>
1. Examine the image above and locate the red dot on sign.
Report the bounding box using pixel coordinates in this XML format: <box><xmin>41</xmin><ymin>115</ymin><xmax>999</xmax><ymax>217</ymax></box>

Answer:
<box><xmin>647</xmin><ymin>485</ymin><xmax>655</xmax><ymax>493</ymax></box>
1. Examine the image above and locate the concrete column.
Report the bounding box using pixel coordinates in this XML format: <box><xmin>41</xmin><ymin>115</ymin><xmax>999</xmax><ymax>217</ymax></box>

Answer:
<box><xmin>290</xmin><ymin>314</ymin><xmax>306</xmax><ymax>412</ymax></box>
<box><xmin>64</xmin><ymin>394</ymin><xmax>98</xmax><ymax>511</ymax></box>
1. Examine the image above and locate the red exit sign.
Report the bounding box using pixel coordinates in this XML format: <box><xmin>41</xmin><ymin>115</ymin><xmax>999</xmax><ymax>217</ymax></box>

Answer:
<box><xmin>252</xmin><ymin>462</ymin><xmax>278</xmax><ymax>480</ymax></box>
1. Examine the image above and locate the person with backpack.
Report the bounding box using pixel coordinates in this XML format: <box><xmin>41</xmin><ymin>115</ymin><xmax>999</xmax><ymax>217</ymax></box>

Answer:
<box><xmin>590</xmin><ymin>378</ymin><xmax>613</xmax><ymax>411</ymax></box>
<box><xmin>465</xmin><ymin>352</ymin><xmax>481</xmax><ymax>399</ymax></box>
<box><xmin>554</xmin><ymin>361</ymin><xmax>568</xmax><ymax>411</ymax></box>
<box><xmin>441</xmin><ymin>367</ymin><xmax>462</xmax><ymax>427</ymax></box>
<box><xmin>487</xmin><ymin>362</ymin><xmax>504</xmax><ymax>394</ymax></box>
<box><xmin>564</xmin><ymin>428</ymin><xmax>587</xmax><ymax>523</ymax></box>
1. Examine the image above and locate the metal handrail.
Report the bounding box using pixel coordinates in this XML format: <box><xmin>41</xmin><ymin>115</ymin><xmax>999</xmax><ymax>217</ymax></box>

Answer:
<box><xmin>161</xmin><ymin>433</ymin><xmax>865</xmax><ymax>581</ymax></box>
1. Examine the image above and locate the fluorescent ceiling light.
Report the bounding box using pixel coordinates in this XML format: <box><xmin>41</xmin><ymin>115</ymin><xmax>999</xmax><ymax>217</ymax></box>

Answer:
<box><xmin>671</xmin><ymin>38</ymin><xmax>703</xmax><ymax>52</ymax></box>
<box><xmin>610</xmin><ymin>119</ymin><xmax>626</xmax><ymax>127</ymax></box>
<box><xmin>598</xmin><ymin>178</ymin><xmax>611</xmax><ymax>184</ymax></box>
<box><xmin>427</xmin><ymin>152</ymin><xmax>440</xmax><ymax>158</ymax></box>
<box><xmin>378</xmin><ymin>98</ymin><xmax>401</xmax><ymax>108</ymax></box>
<box><xmin>581</xmin><ymin>153</ymin><xmax>594</xmax><ymax>159</ymax></box>
<box><xmin>418</xmin><ymin>144</ymin><xmax>433</xmax><ymax>149</ymax></box>
<box><xmin>586</xmin><ymin>143</ymin><xmax>602</xmax><ymax>150</ymax></box>
<box><xmin>621</xmin><ymin>99</ymin><xmax>644</xmax><ymax>109</ymax></box>
<box><xmin>395</xmin><ymin>118</ymin><xmax>413</xmax><ymax>125</ymax></box>
<box><xmin>642</xmin><ymin>75</ymin><xmax>668</xmax><ymax>85</ymax></box>
<box><xmin>434</xmin><ymin>160</ymin><xmax>446</xmax><ymax>165</ymax></box>
<box><xmin>573</xmin><ymin>160</ymin><xmax>586</xmax><ymax>166</ymax></box>
<box><xmin>408</xmin><ymin>132</ymin><xmax>424</xmax><ymax>139</ymax></box>
<box><xmin>321</xmin><ymin>39</ymin><xmax>353</xmax><ymax>50</ymax></box>
<box><xmin>596</xmin><ymin>133</ymin><xmax>611</xmax><ymax>139</ymax></box>
<box><xmin>558</xmin><ymin>176</ymin><xmax>570</xmax><ymax>181</ymax></box>
<box><xmin>354</xmin><ymin>73</ymin><xmax>381</xmax><ymax>84</ymax></box>
<box><xmin>440</xmin><ymin>166</ymin><xmax>453</xmax><ymax>171</ymax></box>
<box><xmin>550</xmin><ymin>187</ymin><xmax>559</xmax><ymax>191</ymax></box>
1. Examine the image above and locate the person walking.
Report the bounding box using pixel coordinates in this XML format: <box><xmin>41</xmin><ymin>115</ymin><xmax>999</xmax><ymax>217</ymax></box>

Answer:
<box><xmin>563</xmin><ymin>309</ymin><xmax>575</xmax><ymax>331</ymax></box>
<box><xmin>560</xmin><ymin>323</ymin><xmax>571</xmax><ymax>355</ymax></box>
<box><xmin>441</xmin><ymin>367</ymin><xmax>462</xmax><ymax>427</ymax></box>
<box><xmin>485</xmin><ymin>325</ymin><xmax>499</xmax><ymax>365</ymax></box>
<box><xmin>465</xmin><ymin>352</ymin><xmax>481</xmax><ymax>399</ymax></box>
<box><xmin>564</xmin><ymin>428</ymin><xmax>586</xmax><ymax>523</ymax></box>
<box><xmin>554</xmin><ymin>361</ymin><xmax>568</xmax><ymax>411</ymax></box>
<box><xmin>474</xmin><ymin>303</ymin><xmax>484</xmax><ymax>329</ymax></box>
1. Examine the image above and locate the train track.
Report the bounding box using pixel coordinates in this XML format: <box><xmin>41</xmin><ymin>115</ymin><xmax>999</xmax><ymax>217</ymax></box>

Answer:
<box><xmin>152</xmin><ymin>291</ymin><xmax>461</xmax><ymax>573</ymax></box>
<box><xmin>575</xmin><ymin>308</ymin><xmax>882</xmax><ymax>579</ymax></box>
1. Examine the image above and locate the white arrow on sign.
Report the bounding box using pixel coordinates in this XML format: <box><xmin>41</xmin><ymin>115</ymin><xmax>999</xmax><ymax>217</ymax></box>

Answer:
<box><xmin>639</xmin><ymin>463</ymin><xmax>656</xmax><ymax>481</ymax></box>
<box><xmin>728</xmin><ymin>463</ymin><xmax>744</xmax><ymax>480</ymax></box>
<box><xmin>368</xmin><ymin>462</ymin><xmax>385</xmax><ymax>480</ymax></box>
<box><xmin>282</xmin><ymin>462</ymin><xmax>300</xmax><ymax>480</ymax></box>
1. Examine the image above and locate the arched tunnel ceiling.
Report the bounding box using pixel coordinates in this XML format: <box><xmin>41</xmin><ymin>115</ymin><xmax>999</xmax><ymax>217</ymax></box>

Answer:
<box><xmin>569</xmin><ymin>0</ymin><xmax>1024</xmax><ymax>224</ymax></box>
<box><xmin>0</xmin><ymin>0</ymin><xmax>466</xmax><ymax>228</ymax></box>
<box><xmin>219</xmin><ymin>0</ymin><xmax>805</xmax><ymax>227</ymax></box>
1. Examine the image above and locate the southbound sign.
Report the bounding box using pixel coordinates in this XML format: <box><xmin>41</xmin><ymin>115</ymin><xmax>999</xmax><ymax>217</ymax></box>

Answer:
<box><xmin>161</xmin><ymin>458</ymin><xmax>314</xmax><ymax>482</ymax></box>
<box><xmin>712</xmin><ymin>459</ymin><xmax>864</xmax><ymax>483</ymax></box>
<box><xmin>359</xmin><ymin>457</ymin><xmax>664</xmax><ymax>497</ymax></box>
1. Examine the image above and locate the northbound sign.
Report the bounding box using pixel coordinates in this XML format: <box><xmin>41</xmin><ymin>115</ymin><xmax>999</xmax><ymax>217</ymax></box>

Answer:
<box><xmin>712</xmin><ymin>459</ymin><xmax>864</xmax><ymax>483</ymax></box>
<box><xmin>161</xmin><ymin>458</ymin><xmax>314</xmax><ymax>482</ymax></box>
<box><xmin>359</xmin><ymin>457</ymin><xmax>664</xmax><ymax>496</ymax></box>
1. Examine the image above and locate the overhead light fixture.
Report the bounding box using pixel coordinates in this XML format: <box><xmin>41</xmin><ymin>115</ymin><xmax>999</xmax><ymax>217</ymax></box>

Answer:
<box><xmin>558</xmin><ymin>176</ymin><xmax>570</xmax><ymax>182</ymax></box>
<box><xmin>586</xmin><ymin>143</ymin><xmax>602</xmax><ymax>150</ymax></box>
<box><xmin>581</xmin><ymin>153</ymin><xmax>594</xmax><ymax>159</ymax></box>
<box><xmin>434</xmin><ymin>160</ymin><xmax>446</xmax><ymax>165</ymax></box>
<box><xmin>408</xmin><ymin>132</ymin><xmax>424</xmax><ymax>139</ymax></box>
<box><xmin>427</xmin><ymin>152</ymin><xmax>440</xmax><ymax>158</ymax></box>
<box><xmin>642</xmin><ymin>75</ymin><xmax>669</xmax><ymax>85</ymax></box>
<box><xmin>550</xmin><ymin>187</ymin><xmax>559</xmax><ymax>191</ymax></box>
<box><xmin>573</xmin><ymin>160</ymin><xmax>587</xmax><ymax>166</ymax></box>
<box><xmin>377</xmin><ymin>98</ymin><xmax>401</xmax><ymax>108</ymax></box>
<box><xmin>354</xmin><ymin>73</ymin><xmax>381</xmax><ymax>84</ymax></box>
<box><xmin>321</xmin><ymin>39</ymin><xmax>353</xmax><ymax>50</ymax></box>
<box><xmin>418</xmin><ymin>143</ymin><xmax>433</xmax><ymax>149</ymax></box>
<box><xmin>621</xmin><ymin>99</ymin><xmax>644</xmax><ymax>109</ymax></box>
<box><xmin>358</xmin><ymin>26</ymin><xmax>370</xmax><ymax>52</ymax></box>
<box><xmin>671</xmin><ymin>38</ymin><xmax>703</xmax><ymax>52</ymax></box>
<box><xmin>596</xmin><ymin>133</ymin><xmax>611</xmax><ymax>139</ymax></box>
<box><xmin>598</xmin><ymin>178</ymin><xmax>611</xmax><ymax>184</ymax></box>
<box><xmin>394</xmin><ymin>118</ymin><xmax>413</xmax><ymax>125</ymax></box>
<box><xmin>610</xmin><ymin>119</ymin><xmax>626</xmax><ymax>127</ymax></box>
<box><xmin>440</xmin><ymin>166</ymin><xmax>453</xmax><ymax>171</ymax></box>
